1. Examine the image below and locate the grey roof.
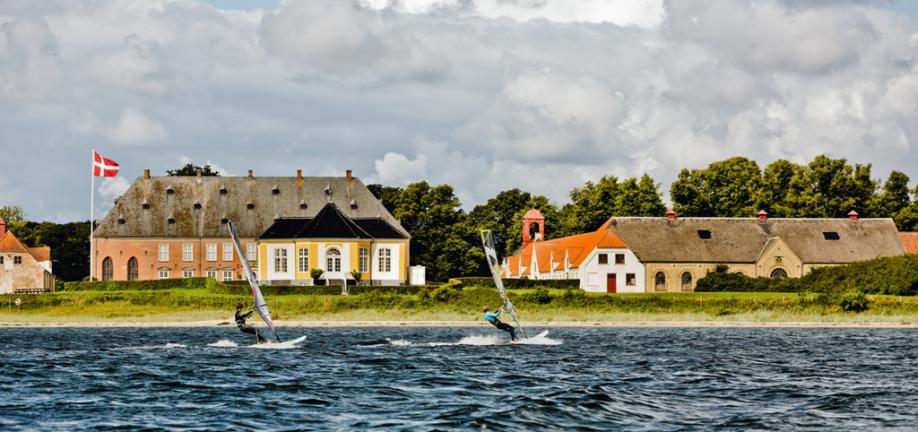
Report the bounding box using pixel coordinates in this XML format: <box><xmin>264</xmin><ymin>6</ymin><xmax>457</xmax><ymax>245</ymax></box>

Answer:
<box><xmin>94</xmin><ymin>175</ymin><xmax>409</xmax><ymax>238</ymax></box>
<box><xmin>607</xmin><ymin>217</ymin><xmax>905</xmax><ymax>264</ymax></box>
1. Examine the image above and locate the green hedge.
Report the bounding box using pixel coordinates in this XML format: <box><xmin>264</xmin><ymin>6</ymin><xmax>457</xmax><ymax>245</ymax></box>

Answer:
<box><xmin>453</xmin><ymin>277</ymin><xmax>580</xmax><ymax>289</ymax></box>
<box><xmin>696</xmin><ymin>254</ymin><xmax>918</xmax><ymax>296</ymax></box>
<box><xmin>62</xmin><ymin>277</ymin><xmax>218</xmax><ymax>291</ymax></box>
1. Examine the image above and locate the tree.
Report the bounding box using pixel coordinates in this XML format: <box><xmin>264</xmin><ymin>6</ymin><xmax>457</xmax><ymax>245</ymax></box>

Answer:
<box><xmin>387</xmin><ymin>181</ymin><xmax>480</xmax><ymax>281</ymax></box>
<box><xmin>366</xmin><ymin>184</ymin><xmax>402</xmax><ymax>214</ymax></box>
<box><xmin>0</xmin><ymin>205</ymin><xmax>25</xmax><ymax>223</ymax></box>
<box><xmin>670</xmin><ymin>157</ymin><xmax>762</xmax><ymax>217</ymax></box>
<box><xmin>870</xmin><ymin>171</ymin><xmax>911</xmax><ymax>220</ymax></box>
<box><xmin>758</xmin><ymin>159</ymin><xmax>803</xmax><ymax>217</ymax></box>
<box><xmin>166</xmin><ymin>163</ymin><xmax>221</xmax><ymax>176</ymax></box>
<box><xmin>894</xmin><ymin>185</ymin><xmax>918</xmax><ymax>232</ymax></box>
<box><xmin>468</xmin><ymin>189</ymin><xmax>561</xmax><ymax>261</ymax></box>
<box><xmin>561</xmin><ymin>176</ymin><xmax>621</xmax><ymax>233</ymax></box>
<box><xmin>616</xmin><ymin>175</ymin><xmax>666</xmax><ymax>217</ymax></box>
<box><xmin>784</xmin><ymin>156</ymin><xmax>876</xmax><ymax>218</ymax></box>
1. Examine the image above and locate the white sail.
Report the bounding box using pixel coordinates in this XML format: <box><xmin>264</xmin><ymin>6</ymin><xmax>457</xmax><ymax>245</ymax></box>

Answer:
<box><xmin>481</xmin><ymin>230</ymin><xmax>527</xmax><ymax>338</ymax></box>
<box><xmin>227</xmin><ymin>221</ymin><xmax>279</xmax><ymax>341</ymax></box>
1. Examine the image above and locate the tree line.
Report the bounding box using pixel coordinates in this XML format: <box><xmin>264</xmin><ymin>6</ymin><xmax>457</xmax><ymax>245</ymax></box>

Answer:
<box><xmin>2</xmin><ymin>155</ymin><xmax>916</xmax><ymax>281</ymax></box>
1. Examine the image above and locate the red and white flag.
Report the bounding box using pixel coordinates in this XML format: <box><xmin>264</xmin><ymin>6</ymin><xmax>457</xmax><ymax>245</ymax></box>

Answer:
<box><xmin>92</xmin><ymin>150</ymin><xmax>120</xmax><ymax>177</ymax></box>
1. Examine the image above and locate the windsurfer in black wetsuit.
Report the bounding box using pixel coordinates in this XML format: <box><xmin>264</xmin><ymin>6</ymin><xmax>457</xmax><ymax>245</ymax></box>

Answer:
<box><xmin>235</xmin><ymin>303</ymin><xmax>267</xmax><ymax>343</ymax></box>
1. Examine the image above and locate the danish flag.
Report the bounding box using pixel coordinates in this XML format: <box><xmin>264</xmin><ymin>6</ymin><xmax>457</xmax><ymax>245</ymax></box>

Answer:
<box><xmin>93</xmin><ymin>150</ymin><xmax>120</xmax><ymax>177</ymax></box>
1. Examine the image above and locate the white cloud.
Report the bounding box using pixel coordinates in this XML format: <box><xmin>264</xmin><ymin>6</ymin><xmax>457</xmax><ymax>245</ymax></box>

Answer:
<box><xmin>474</xmin><ymin>0</ymin><xmax>665</xmax><ymax>26</ymax></box>
<box><xmin>374</xmin><ymin>152</ymin><xmax>428</xmax><ymax>185</ymax></box>
<box><xmin>108</xmin><ymin>108</ymin><xmax>167</xmax><ymax>145</ymax></box>
<box><xmin>96</xmin><ymin>176</ymin><xmax>132</xmax><ymax>212</ymax></box>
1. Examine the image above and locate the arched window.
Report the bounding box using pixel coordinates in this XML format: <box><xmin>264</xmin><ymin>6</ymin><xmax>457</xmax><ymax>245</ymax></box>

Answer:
<box><xmin>654</xmin><ymin>272</ymin><xmax>666</xmax><ymax>291</ymax></box>
<box><xmin>326</xmin><ymin>248</ymin><xmax>341</xmax><ymax>273</ymax></box>
<box><xmin>681</xmin><ymin>272</ymin><xmax>693</xmax><ymax>291</ymax></box>
<box><xmin>127</xmin><ymin>257</ymin><xmax>138</xmax><ymax>281</ymax></box>
<box><xmin>102</xmin><ymin>257</ymin><xmax>113</xmax><ymax>281</ymax></box>
<box><xmin>770</xmin><ymin>268</ymin><xmax>788</xmax><ymax>278</ymax></box>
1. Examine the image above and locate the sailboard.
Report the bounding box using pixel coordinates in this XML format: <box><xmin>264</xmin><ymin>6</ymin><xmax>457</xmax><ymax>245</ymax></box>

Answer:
<box><xmin>227</xmin><ymin>220</ymin><xmax>281</xmax><ymax>343</ymax></box>
<box><xmin>481</xmin><ymin>230</ymin><xmax>528</xmax><ymax>339</ymax></box>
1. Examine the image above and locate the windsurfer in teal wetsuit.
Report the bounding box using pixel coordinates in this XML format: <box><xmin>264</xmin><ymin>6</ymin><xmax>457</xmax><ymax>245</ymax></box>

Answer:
<box><xmin>483</xmin><ymin>305</ymin><xmax>517</xmax><ymax>341</ymax></box>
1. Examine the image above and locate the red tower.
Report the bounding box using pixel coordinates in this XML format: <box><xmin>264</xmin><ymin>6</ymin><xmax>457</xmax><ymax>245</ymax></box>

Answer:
<box><xmin>522</xmin><ymin>208</ymin><xmax>545</xmax><ymax>249</ymax></box>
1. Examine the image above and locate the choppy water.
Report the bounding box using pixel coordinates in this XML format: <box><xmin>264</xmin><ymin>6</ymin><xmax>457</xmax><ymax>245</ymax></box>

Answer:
<box><xmin>1</xmin><ymin>327</ymin><xmax>916</xmax><ymax>431</ymax></box>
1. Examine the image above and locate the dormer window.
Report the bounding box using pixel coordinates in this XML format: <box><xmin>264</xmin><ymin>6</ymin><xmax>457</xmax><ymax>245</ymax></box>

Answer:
<box><xmin>272</xmin><ymin>185</ymin><xmax>280</xmax><ymax>195</ymax></box>
<box><xmin>117</xmin><ymin>215</ymin><xmax>126</xmax><ymax>224</ymax></box>
<box><xmin>221</xmin><ymin>217</ymin><xmax>229</xmax><ymax>224</ymax></box>
<box><xmin>324</xmin><ymin>184</ymin><xmax>332</xmax><ymax>195</ymax></box>
<box><xmin>823</xmin><ymin>232</ymin><xmax>840</xmax><ymax>240</ymax></box>
<box><xmin>246</xmin><ymin>202</ymin><xmax>255</xmax><ymax>209</ymax></box>
<box><xmin>167</xmin><ymin>216</ymin><xmax>176</xmax><ymax>224</ymax></box>
<box><xmin>349</xmin><ymin>199</ymin><xmax>358</xmax><ymax>209</ymax></box>
<box><xmin>299</xmin><ymin>200</ymin><xmax>308</xmax><ymax>210</ymax></box>
<box><xmin>142</xmin><ymin>201</ymin><xmax>150</xmax><ymax>210</ymax></box>
<box><xmin>193</xmin><ymin>202</ymin><xmax>202</xmax><ymax>210</ymax></box>
<box><xmin>165</xmin><ymin>186</ymin><xmax>174</xmax><ymax>195</ymax></box>
<box><xmin>697</xmin><ymin>230</ymin><xmax>712</xmax><ymax>239</ymax></box>
<box><xmin>219</xmin><ymin>186</ymin><xmax>228</xmax><ymax>195</ymax></box>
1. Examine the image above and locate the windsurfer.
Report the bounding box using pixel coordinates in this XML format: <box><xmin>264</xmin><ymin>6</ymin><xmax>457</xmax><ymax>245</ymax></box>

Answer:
<box><xmin>235</xmin><ymin>303</ymin><xmax>267</xmax><ymax>343</ymax></box>
<box><xmin>483</xmin><ymin>305</ymin><xmax>517</xmax><ymax>341</ymax></box>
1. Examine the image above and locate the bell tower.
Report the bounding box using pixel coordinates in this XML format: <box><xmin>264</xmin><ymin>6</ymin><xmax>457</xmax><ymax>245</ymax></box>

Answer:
<box><xmin>522</xmin><ymin>208</ymin><xmax>545</xmax><ymax>249</ymax></box>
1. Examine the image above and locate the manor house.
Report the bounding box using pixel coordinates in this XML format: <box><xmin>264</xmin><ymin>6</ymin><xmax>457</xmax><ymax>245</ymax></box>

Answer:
<box><xmin>504</xmin><ymin>209</ymin><xmax>907</xmax><ymax>293</ymax></box>
<box><xmin>93</xmin><ymin>169</ymin><xmax>410</xmax><ymax>285</ymax></box>
<box><xmin>0</xmin><ymin>217</ymin><xmax>55</xmax><ymax>293</ymax></box>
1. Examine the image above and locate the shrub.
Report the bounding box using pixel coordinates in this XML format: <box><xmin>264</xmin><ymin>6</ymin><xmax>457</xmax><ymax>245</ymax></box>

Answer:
<box><xmin>453</xmin><ymin>277</ymin><xmax>580</xmax><ymax>289</ymax></box>
<box><xmin>838</xmin><ymin>290</ymin><xmax>870</xmax><ymax>313</ymax></box>
<box><xmin>431</xmin><ymin>286</ymin><xmax>461</xmax><ymax>303</ymax></box>
<box><xmin>62</xmin><ymin>278</ymin><xmax>213</xmax><ymax>291</ymax></box>
<box><xmin>517</xmin><ymin>288</ymin><xmax>553</xmax><ymax>305</ymax></box>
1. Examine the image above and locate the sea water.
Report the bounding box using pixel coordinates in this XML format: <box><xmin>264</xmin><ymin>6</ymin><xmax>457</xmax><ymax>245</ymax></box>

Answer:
<box><xmin>1</xmin><ymin>327</ymin><xmax>916</xmax><ymax>430</ymax></box>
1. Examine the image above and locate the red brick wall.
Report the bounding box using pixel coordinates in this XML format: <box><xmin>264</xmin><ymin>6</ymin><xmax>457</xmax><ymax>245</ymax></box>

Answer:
<box><xmin>92</xmin><ymin>238</ymin><xmax>258</xmax><ymax>281</ymax></box>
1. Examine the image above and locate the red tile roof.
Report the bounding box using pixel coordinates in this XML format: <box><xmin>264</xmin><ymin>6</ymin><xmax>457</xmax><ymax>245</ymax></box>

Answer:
<box><xmin>0</xmin><ymin>231</ymin><xmax>30</xmax><ymax>254</ymax></box>
<box><xmin>902</xmin><ymin>232</ymin><xmax>918</xmax><ymax>254</ymax></box>
<box><xmin>506</xmin><ymin>218</ymin><xmax>627</xmax><ymax>277</ymax></box>
<box><xmin>28</xmin><ymin>247</ymin><xmax>51</xmax><ymax>262</ymax></box>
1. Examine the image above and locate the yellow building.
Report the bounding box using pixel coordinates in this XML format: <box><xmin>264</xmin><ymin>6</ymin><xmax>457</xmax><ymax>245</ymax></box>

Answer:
<box><xmin>257</xmin><ymin>203</ymin><xmax>409</xmax><ymax>285</ymax></box>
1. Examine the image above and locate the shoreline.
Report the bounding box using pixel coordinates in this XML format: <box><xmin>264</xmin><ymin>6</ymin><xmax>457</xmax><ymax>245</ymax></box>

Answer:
<box><xmin>2</xmin><ymin>320</ymin><xmax>917</xmax><ymax>328</ymax></box>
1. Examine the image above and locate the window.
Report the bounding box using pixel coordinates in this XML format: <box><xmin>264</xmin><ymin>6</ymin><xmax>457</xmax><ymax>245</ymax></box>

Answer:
<box><xmin>206</xmin><ymin>243</ymin><xmax>217</xmax><ymax>261</ymax></box>
<box><xmin>823</xmin><ymin>232</ymin><xmax>840</xmax><ymax>240</ymax></box>
<box><xmin>0</xmin><ymin>257</ymin><xmax>3</xmax><ymax>264</ymax></box>
<box><xmin>14</xmin><ymin>256</ymin><xmax>22</xmax><ymax>265</ymax></box>
<box><xmin>274</xmin><ymin>249</ymin><xmax>288</xmax><ymax>273</ymax></box>
<box><xmin>681</xmin><ymin>272</ymin><xmax>693</xmax><ymax>291</ymax></box>
<box><xmin>183</xmin><ymin>269</ymin><xmax>194</xmax><ymax>278</ymax></box>
<box><xmin>102</xmin><ymin>257</ymin><xmax>113</xmax><ymax>281</ymax></box>
<box><xmin>598</xmin><ymin>254</ymin><xmax>608</xmax><ymax>264</ymax></box>
<box><xmin>206</xmin><ymin>269</ymin><xmax>217</xmax><ymax>279</ymax></box>
<box><xmin>326</xmin><ymin>248</ymin><xmax>341</xmax><ymax>272</ymax></box>
<box><xmin>246</xmin><ymin>244</ymin><xmax>257</xmax><ymax>262</ymax></box>
<box><xmin>626</xmin><ymin>273</ymin><xmax>636</xmax><ymax>286</ymax></box>
<box><xmin>158</xmin><ymin>244</ymin><xmax>169</xmax><ymax>261</ymax></box>
<box><xmin>182</xmin><ymin>243</ymin><xmax>193</xmax><ymax>262</ymax></box>
<box><xmin>359</xmin><ymin>248</ymin><xmax>369</xmax><ymax>272</ymax></box>
<box><xmin>654</xmin><ymin>272</ymin><xmax>666</xmax><ymax>291</ymax></box>
<box><xmin>127</xmin><ymin>257</ymin><xmax>139</xmax><ymax>281</ymax></box>
<box><xmin>159</xmin><ymin>268</ymin><xmax>170</xmax><ymax>279</ymax></box>
<box><xmin>222</xmin><ymin>269</ymin><xmax>233</xmax><ymax>281</ymax></box>
<box><xmin>298</xmin><ymin>248</ymin><xmax>309</xmax><ymax>272</ymax></box>
<box><xmin>223</xmin><ymin>243</ymin><xmax>233</xmax><ymax>261</ymax></box>
<box><xmin>770</xmin><ymin>268</ymin><xmax>788</xmax><ymax>278</ymax></box>
<box><xmin>378</xmin><ymin>248</ymin><xmax>391</xmax><ymax>273</ymax></box>
<box><xmin>615</xmin><ymin>254</ymin><xmax>625</xmax><ymax>265</ymax></box>
<box><xmin>697</xmin><ymin>230</ymin><xmax>712</xmax><ymax>239</ymax></box>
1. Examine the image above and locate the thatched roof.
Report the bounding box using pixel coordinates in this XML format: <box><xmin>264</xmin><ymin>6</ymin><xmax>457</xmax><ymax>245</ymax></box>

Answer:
<box><xmin>94</xmin><ymin>175</ymin><xmax>408</xmax><ymax>238</ymax></box>
<box><xmin>607</xmin><ymin>217</ymin><xmax>905</xmax><ymax>264</ymax></box>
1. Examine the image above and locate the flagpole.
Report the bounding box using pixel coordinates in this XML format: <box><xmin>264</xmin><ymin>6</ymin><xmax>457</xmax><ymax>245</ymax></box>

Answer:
<box><xmin>90</xmin><ymin>148</ymin><xmax>95</xmax><ymax>281</ymax></box>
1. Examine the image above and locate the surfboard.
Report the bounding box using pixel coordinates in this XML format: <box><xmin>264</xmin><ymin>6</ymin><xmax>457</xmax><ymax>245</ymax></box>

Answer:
<box><xmin>512</xmin><ymin>330</ymin><xmax>549</xmax><ymax>344</ymax></box>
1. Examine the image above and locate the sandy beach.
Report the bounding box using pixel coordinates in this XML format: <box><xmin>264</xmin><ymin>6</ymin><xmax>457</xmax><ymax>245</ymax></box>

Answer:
<box><xmin>2</xmin><ymin>320</ymin><xmax>917</xmax><ymax>328</ymax></box>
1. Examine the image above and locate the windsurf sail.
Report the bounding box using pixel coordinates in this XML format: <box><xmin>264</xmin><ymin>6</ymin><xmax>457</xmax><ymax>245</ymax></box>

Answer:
<box><xmin>227</xmin><ymin>220</ymin><xmax>280</xmax><ymax>342</ymax></box>
<box><xmin>481</xmin><ymin>230</ymin><xmax>527</xmax><ymax>338</ymax></box>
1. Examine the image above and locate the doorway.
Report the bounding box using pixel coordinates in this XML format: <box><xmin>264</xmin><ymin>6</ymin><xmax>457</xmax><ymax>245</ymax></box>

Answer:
<box><xmin>606</xmin><ymin>273</ymin><xmax>617</xmax><ymax>293</ymax></box>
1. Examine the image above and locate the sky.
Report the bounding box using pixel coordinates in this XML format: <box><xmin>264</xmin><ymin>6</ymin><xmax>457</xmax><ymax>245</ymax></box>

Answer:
<box><xmin>2</xmin><ymin>0</ymin><xmax>918</xmax><ymax>222</ymax></box>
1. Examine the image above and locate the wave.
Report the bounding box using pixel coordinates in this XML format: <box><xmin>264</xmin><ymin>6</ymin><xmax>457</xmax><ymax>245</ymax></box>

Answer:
<box><xmin>208</xmin><ymin>340</ymin><xmax>238</xmax><ymax>348</ymax></box>
<box><xmin>378</xmin><ymin>331</ymin><xmax>562</xmax><ymax>347</ymax></box>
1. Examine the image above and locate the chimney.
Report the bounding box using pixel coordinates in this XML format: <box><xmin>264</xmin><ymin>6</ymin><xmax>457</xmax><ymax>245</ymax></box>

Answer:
<box><xmin>848</xmin><ymin>210</ymin><xmax>859</xmax><ymax>221</ymax></box>
<box><xmin>296</xmin><ymin>169</ymin><xmax>303</xmax><ymax>188</ymax></box>
<box><xmin>346</xmin><ymin>169</ymin><xmax>353</xmax><ymax>199</ymax></box>
<box><xmin>346</xmin><ymin>169</ymin><xmax>353</xmax><ymax>182</ymax></box>
<box><xmin>247</xmin><ymin>169</ymin><xmax>254</xmax><ymax>180</ymax></box>
<box><xmin>758</xmin><ymin>209</ymin><xmax>768</xmax><ymax>221</ymax></box>
<box><xmin>0</xmin><ymin>216</ymin><xmax>5</xmax><ymax>237</ymax></box>
<box><xmin>143</xmin><ymin>169</ymin><xmax>151</xmax><ymax>181</ymax></box>
<box><xmin>666</xmin><ymin>209</ymin><xmax>677</xmax><ymax>221</ymax></box>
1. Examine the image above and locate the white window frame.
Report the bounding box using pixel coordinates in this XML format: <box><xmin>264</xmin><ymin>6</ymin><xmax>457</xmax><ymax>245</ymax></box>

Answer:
<box><xmin>246</xmin><ymin>244</ymin><xmax>257</xmax><ymax>262</ymax></box>
<box><xmin>378</xmin><ymin>248</ymin><xmax>391</xmax><ymax>273</ymax></box>
<box><xmin>182</xmin><ymin>269</ymin><xmax>194</xmax><ymax>278</ymax></box>
<box><xmin>158</xmin><ymin>244</ymin><xmax>169</xmax><ymax>262</ymax></box>
<box><xmin>274</xmin><ymin>248</ymin><xmax>288</xmax><ymax>273</ymax></box>
<box><xmin>359</xmin><ymin>248</ymin><xmax>369</xmax><ymax>273</ymax></box>
<box><xmin>206</xmin><ymin>269</ymin><xmax>217</xmax><ymax>279</ymax></box>
<box><xmin>182</xmin><ymin>243</ymin><xmax>193</xmax><ymax>262</ymax></box>
<box><xmin>222</xmin><ymin>269</ymin><xmax>233</xmax><ymax>282</ymax></box>
<box><xmin>298</xmin><ymin>247</ymin><xmax>309</xmax><ymax>273</ymax></box>
<box><xmin>159</xmin><ymin>268</ymin><xmax>170</xmax><ymax>279</ymax></box>
<box><xmin>326</xmin><ymin>248</ymin><xmax>341</xmax><ymax>273</ymax></box>
<box><xmin>223</xmin><ymin>243</ymin><xmax>233</xmax><ymax>261</ymax></box>
<box><xmin>206</xmin><ymin>243</ymin><xmax>217</xmax><ymax>261</ymax></box>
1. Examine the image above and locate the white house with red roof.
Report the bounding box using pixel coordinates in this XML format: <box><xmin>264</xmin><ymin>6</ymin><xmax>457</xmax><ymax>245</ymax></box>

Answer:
<box><xmin>503</xmin><ymin>209</ymin><xmax>645</xmax><ymax>293</ymax></box>
<box><xmin>0</xmin><ymin>217</ymin><xmax>55</xmax><ymax>293</ymax></box>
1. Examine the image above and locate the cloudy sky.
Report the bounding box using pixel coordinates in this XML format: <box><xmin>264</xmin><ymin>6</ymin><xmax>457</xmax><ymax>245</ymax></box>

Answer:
<box><xmin>2</xmin><ymin>0</ymin><xmax>918</xmax><ymax>222</ymax></box>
